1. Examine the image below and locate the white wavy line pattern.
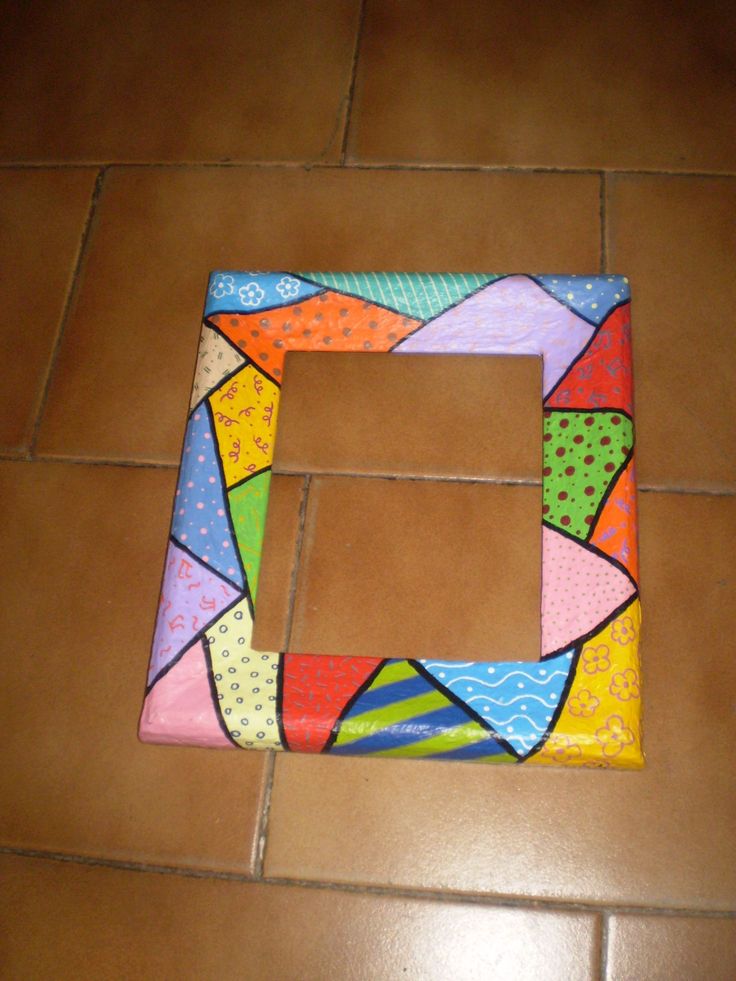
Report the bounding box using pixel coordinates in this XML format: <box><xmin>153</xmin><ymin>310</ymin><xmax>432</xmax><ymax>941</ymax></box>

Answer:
<box><xmin>420</xmin><ymin>653</ymin><xmax>575</xmax><ymax>756</ymax></box>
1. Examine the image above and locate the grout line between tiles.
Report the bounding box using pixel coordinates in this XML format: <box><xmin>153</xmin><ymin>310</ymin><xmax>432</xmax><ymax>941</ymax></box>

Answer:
<box><xmin>599</xmin><ymin>911</ymin><xmax>610</xmax><ymax>981</ymax></box>
<box><xmin>599</xmin><ymin>172</ymin><xmax>608</xmax><ymax>274</ymax></box>
<box><xmin>1</xmin><ymin>454</ymin><xmax>733</xmax><ymax>496</ymax></box>
<box><xmin>0</xmin><ymin>453</ymin><xmax>178</xmax><ymax>471</ymax></box>
<box><xmin>274</xmin><ymin>469</ymin><xmax>543</xmax><ymax>487</ymax></box>
<box><xmin>28</xmin><ymin>167</ymin><xmax>107</xmax><ymax>456</ymax></box>
<box><xmin>339</xmin><ymin>0</ymin><xmax>367</xmax><ymax>165</ymax></box>
<box><xmin>2</xmin><ymin>845</ymin><xmax>736</xmax><ymax>920</ymax></box>
<box><xmin>637</xmin><ymin>483</ymin><xmax>736</xmax><ymax>497</ymax></box>
<box><xmin>283</xmin><ymin>475</ymin><xmax>312</xmax><ymax>648</ymax></box>
<box><xmin>253</xmin><ymin>751</ymin><xmax>276</xmax><ymax>878</ymax></box>
<box><xmin>1</xmin><ymin>160</ymin><xmax>736</xmax><ymax>179</ymax></box>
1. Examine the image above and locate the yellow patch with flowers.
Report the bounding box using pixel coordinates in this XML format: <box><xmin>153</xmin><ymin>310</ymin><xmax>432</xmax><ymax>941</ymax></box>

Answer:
<box><xmin>529</xmin><ymin>598</ymin><xmax>642</xmax><ymax>768</ymax></box>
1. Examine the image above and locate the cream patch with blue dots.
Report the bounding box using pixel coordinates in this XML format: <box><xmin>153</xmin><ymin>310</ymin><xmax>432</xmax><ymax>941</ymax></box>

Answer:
<box><xmin>206</xmin><ymin>598</ymin><xmax>282</xmax><ymax>749</ymax></box>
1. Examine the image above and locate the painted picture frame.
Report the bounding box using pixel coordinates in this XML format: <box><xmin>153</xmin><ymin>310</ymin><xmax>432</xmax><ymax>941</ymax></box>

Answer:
<box><xmin>139</xmin><ymin>271</ymin><xmax>642</xmax><ymax>768</ymax></box>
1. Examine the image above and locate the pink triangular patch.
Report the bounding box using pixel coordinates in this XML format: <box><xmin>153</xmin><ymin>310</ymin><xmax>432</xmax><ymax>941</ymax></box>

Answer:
<box><xmin>139</xmin><ymin>641</ymin><xmax>233</xmax><ymax>748</ymax></box>
<box><xmin>541</xmin><ymin>525</ymin><xmax>636</xmax><ymax>655</ymax></box>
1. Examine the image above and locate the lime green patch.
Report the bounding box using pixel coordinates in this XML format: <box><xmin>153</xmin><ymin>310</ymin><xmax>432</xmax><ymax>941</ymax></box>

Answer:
<box><xmin>543</xmin><ymin>410</ymin><xmax>633</xmax><ymax>540</ymax></box>
<box><xmin>228</xmin><ymin>471</ymin><xmax>271</xmax><ymax>599</ymax></box>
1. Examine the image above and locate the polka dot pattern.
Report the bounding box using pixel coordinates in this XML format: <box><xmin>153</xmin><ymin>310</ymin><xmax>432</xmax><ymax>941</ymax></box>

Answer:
<box><xmin>210</xmin><ymin>291</ymin><xmax>420</xmax><ymax>382</ymax></box>
<box><xmin>535</xmin><ymin>275</ymin><xmax>629</xmax><ymax>325</ymax></box>
<box><xmin>172</xmin><ymin>405</ymin><xmax>243</xmax><ymax>587</ymax></box>
<box><xmin>541</xmin><ymin>525</ymin><xmax>636</xmax><ymax>656</ymax></box>
<box><xmin>207</xmin><ymin>599</ymin><xmax>282</xmax><ymax>749</ymax></box>
<box><xmin>542</xmin><ymin>410</ymin><xmax>634</xmax><ymax>540</ymax></box>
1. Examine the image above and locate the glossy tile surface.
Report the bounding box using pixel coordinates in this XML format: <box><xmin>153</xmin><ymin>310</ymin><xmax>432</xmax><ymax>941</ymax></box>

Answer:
<box><xmin>260</xmin><ymin>477</ymin><xmax>541</xmax><ymax>661</ymax></box>
<box><xmin>34</xmin><ymin>166</ymin><xmax>599</xmax><ymax>462</ymax></box>
<box><xmin>0</xmin><ymin>168</ymin><xmax>96</xmax><ymax>452</ymax></box>
<box><xmin>0</xmin><ymin>462</ymin><xmax>266</xmax><ymax>871</ymax></box>
<box><xmin>608</xmin><ymin>175</ymin><xmax>736</xmax><ymax>490</ymax></box>
<box><xmin>273</xmin><ymin>352</ymin><xmax>542</xmax><ymax>479</ymax></box>
<box><xmin>349</xmin><ymin>1</ymin><xmax>736</xmax><ymax>172</ymax></box>
<box><xmin>606</xmin><ymin>914</ymin><xmax>736</xmax><ymax>981</ymax></box>
<box><xmin>0</xmin><ymin>854</ymin><xmax>601</xmax><ymax>981</ymax></box>
<box><xmin>0</xmin><ymin>0</ymin><xmax>361</xmax><ymax>163</ymax></box>
<box><xmin>4</xmin><ymin>1</ymin><xmax>735</xmax><ymax>970</ymax></box>
<box><xmin>264</xmin><ymin>492</ymin><xmax>736</xmax><ymax>908</ymax></box>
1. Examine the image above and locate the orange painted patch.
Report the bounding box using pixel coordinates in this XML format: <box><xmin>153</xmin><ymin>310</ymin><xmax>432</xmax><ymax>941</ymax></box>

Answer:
<box><xmin>589</xmin><ymin>456</ymin><xmax>638</xmax><ymax>582</ymax></box>
<box><xmin>209</xmin><ymin>291</ymin><xmax>422</xmax><ymax>381</ymax></box>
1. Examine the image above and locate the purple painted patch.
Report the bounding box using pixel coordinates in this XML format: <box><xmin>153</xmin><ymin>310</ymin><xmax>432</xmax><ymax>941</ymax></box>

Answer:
<box><xmin>394</xmin><ymin>275</ymin><xmax>595</xmax><ymax>396</ymax></box>
<box><xmin>148</xmin><ymin>540</ymin><xmax>239</xmax><ymax>685</ymax></box>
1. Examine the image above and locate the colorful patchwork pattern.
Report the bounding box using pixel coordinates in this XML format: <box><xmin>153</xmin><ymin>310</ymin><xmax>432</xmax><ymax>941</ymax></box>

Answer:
<box><xmin>141</xmin><ymin>271</ymin><xmax>642</xmax><ymax>768</ymax></box>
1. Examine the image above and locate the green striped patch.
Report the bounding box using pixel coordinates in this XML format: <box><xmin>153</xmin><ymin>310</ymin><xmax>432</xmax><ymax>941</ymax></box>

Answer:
<box><xmin>298</xmin><ymin>272</ymin><xmax>499</xmax><ymax>322</ymax></box>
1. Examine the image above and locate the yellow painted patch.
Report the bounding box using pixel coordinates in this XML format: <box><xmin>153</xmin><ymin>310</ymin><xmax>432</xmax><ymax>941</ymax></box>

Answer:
<box><xmin>529</xmin><ymin>597</ymin><xmax>643</xmax><ymax>768</ymax></box>
<box><xmin>206</xmin><ymin>598</ymin><xmax>283</xmax><ymax>750</ymax></box>
<box><xmin>208</xmin><ymin>363</ymin><xmax>280</xmax><ymax>487</ymax></box>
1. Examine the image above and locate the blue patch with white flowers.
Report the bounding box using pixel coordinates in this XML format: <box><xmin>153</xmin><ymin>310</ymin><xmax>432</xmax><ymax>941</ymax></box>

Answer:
<box><xmin>204</xmin><ymin>271</ymin><xmax>323</xmax><ymax>316</ymax></box>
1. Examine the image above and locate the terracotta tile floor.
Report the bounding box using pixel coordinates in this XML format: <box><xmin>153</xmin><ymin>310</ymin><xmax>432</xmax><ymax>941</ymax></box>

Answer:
<box><xmin>1</xmin><ymin>2</ymin><xmax>734</xmax><ymax>978</ymax></box>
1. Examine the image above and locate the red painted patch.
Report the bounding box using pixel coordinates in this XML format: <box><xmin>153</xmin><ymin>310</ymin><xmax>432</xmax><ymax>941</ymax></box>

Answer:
<box><xmin>281</xmin><ymin>654</ymin><xmax>384</xmax><ymax>752</ymax></box>
<box><xmin>545</xmin><ymin>303</ymin><xmax>633</xmax><ymax>414</ymax></box>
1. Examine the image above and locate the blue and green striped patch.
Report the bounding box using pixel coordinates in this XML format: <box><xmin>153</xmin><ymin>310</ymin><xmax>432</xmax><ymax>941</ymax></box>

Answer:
<box><xmin>331</xmin><ymin>660</ymin><xmax>508</xmax><ymax>760</ymax></box>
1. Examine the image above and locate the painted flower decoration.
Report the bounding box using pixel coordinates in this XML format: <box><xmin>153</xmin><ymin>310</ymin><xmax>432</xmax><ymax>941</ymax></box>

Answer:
<box><xmin>209</xmin><ymin>274</ymin><xmax>235</xmax><ymax>299</ymax></box>
<box><xmin>568</xmin><ymin>688</ymin><xmax>600</xmax><ymax>717</ymax></box>
<box><xmin>541</xmin><ymin>734</ymin><xmax>582</xmax><ymax>764</ymax></box>
<box><xmin>595</xmin><ymin>714</ymin><xmax>635</xmax><ymax>758</ymax></box>
<box><xmin>276</xmin><ymin>275</ymin><xmax>301</xmax><ymax>300</ymax></box>
<box><xmin>238</xmin><ymin>282</ymin><xmax>266</xmax><ymax>307</ymax></box>
<box><xmin>609</xmin><ymin>668</ymin><xmax>640</xmax><ymax>702</ymax></box>
<box><xmin>582</xmin><ymin>644</ymin><xmax>611</xmax><ymax>675</ymax></box>
<box><xmin>611</xmin><ymin>615</ymin><xmax>636</xmax><ymax>645</ymax></box>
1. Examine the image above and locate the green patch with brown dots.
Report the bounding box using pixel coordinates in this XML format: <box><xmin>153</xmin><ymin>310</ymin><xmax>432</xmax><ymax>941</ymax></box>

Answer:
<box><xmin>542</xmin><ymin>410</ymin><xmax>633</xmax><ymax>540</ymax></box>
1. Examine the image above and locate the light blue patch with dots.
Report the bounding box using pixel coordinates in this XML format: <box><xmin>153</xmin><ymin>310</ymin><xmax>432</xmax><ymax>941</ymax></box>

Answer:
<box><xmin>533</xmin><ymin>274</ymin><xmax>629</xmax><ymax>325</ymax></box>
<box><xmin>419</xmin><ymin>649</ymin><xmax>576</xmax><ymax>757</ymax></box>
<box><xmin>172</xmin><ymin>404</ymin><xmax>243</xmax><ymax>588</ymax></box>
<box><xmin>204</xmin><ymin>271</ymin><xmax>323</xmax><ymax>316</ymax></box>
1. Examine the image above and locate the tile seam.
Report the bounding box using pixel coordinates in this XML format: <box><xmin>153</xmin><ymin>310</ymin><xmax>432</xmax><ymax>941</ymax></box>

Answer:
<box><xmin>28</xmin><ymin>167</ymin><xmax>107</xmax><ymax>456</ymax></box>
<box><xmin>2</xmin><ymin>846</ymin><xmax>735</xmax><ymax>918</ymax></box>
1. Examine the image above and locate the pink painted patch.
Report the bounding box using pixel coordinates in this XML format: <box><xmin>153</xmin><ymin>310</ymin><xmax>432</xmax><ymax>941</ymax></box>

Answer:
<box><xmin>140</xmin><ymin>641</ymin><xmax>233</xmax><ymax>748</ymax></box>
<box><xmin>541</xmin><ymin>525</ymin><xmax>636</xmax><ymax>655</ymax></box>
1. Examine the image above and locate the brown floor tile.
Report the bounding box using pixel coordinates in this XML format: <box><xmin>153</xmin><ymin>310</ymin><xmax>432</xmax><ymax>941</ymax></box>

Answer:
<box><xmin>0</xmin><ymin>462</ymin><xmax>266</xmax><ymax>872</ymax></box>
<box><xmin>264</xmin><ymin>492</ymin><xmax>736</xmax><ymax>909</ymax></box>
<box><xmin>35</xmin><ymin>166</ymin><xmax>599</xmax><ymax>463</ymax></box>
<box><xmin>0</xmin><ymin>168</ymin><xmax>96</xmax><ymax>452</ymax></box>
<box><xmin>608</xmin><ymin>176</ymin><xmax>736</xmax><ymax>491</ymax></box>
<box><xmin>273</xmin><ymin>352</ymin><xmax>542</xmax><ymax>480</ymax></box>
<box><xmin>260</xmin><ymin>477</ymin><xmax>541</xmax><ymax>661</ymax></box>
<box><xmin>605</xmin><ymin>914</ymin><xmax>736</xmax><ymax>981</ymax></box>
<box><xmin>349</xmin><ymin>1</ymin><xmax>736</xmax><ymax>172</ymax></box>
<box><xmin>0</xmin><ymin>854</ymin><xmax>601</xmax><ymax>981</ymax></box>
<box><xmin>252</xmin><ymin>474</ymin><xmax>305</xmax><ymax>653</ymax></box>
<box><xmin>0</xmin><ymin>1</ymin><xmax>360</xmax><ymax>163</ymax></box>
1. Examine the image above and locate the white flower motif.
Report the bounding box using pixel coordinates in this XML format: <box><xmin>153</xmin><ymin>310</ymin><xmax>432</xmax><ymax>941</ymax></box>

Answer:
<box><xmin>238</xmin><ymin>282</ymin><xmax>266</xmax><ymax>307</ymax></box>
<box><xmin>275</xmin><ymin>275</ymin><xmax>301</xmax><ymax>300</ymax></box>
<box><xmin>209</xmin><ymin>274</ymin><xmax>235</xmax><ymax>299</ymax></box>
